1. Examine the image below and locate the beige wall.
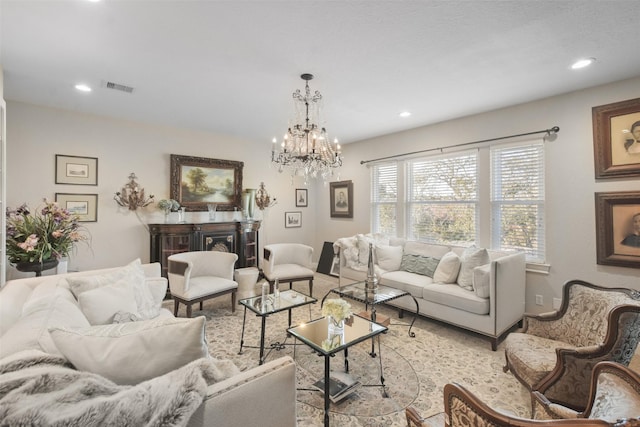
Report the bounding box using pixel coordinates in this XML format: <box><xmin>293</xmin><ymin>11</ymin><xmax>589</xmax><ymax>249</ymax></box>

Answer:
<box><xmin>319</xmin><ymin>76</ymin><xmax>640</xmax><ymax>312</ymax></box>
<box><xmin>5</xmin><ymin>102</ymin><xmax>317</xmax><ymax>277</ymax></box>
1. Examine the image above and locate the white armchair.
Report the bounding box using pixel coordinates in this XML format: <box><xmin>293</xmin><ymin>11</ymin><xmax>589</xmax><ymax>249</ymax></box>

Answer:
<box><xmin>262</xmin><ymin>243</ymin><xmax>314</xmax><ymax>296</ymax></box>
<box><xmin>167</xmin><ymin>251</ymin><xmax>238</xmax><ymax>318</ymax></box>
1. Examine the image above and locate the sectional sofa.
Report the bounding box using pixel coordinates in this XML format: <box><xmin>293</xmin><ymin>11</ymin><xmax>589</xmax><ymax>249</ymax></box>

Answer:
<box><xmin>334</xmin><ymin>234</ymin><xmax>526</xmax><ymax>350</ymax></box>
<box><xmin>0</xmin><ymin>260</ymin><xmax>296</xmax><ymax>427</ymax></box>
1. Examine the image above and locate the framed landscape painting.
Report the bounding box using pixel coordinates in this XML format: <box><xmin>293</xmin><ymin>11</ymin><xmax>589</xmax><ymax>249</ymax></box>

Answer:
<box><xmin>595</xmin><ymin>191</ymin><xmax>640</xmax><ymax>269</ymax></box>
<box><xmin>170</xmin><ymin>154</ymin><xmax>243</xmax><ymax>211</ymax></box>
<box><xmin>593</xmin><ymin>97</ymin><xmax>640</xmax><ymax>179</ymax></box>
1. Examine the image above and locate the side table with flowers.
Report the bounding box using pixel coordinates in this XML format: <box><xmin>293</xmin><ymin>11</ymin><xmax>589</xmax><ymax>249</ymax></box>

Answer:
<box><xmin>6</xmin><ymin>200</ymin><xmax>90</xmax><ymax>276</ymax></box>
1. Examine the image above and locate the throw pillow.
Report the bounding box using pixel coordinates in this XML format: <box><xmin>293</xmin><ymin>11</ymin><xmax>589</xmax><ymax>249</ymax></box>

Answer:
<box><xmin>67</xmin><ymin>259</ymin><xmax>158</xmax><ymax>320</ymax></box>
<box><xmin>433</xmin><ymin>251</ymin><xmax>461</xmax><ymax>283</ymax></box>
<box><xmin>356</xmin><ymin>234</ymin><xmax>376</xmax><ymax>265</ymax></box>
<box><xmin>0</xmin><ymin>296</ymin><xmax>90</xmax><ymax>359</ymax></box>
<box><xmin>473</xmin><ymin>264</ymin><xmax>491</xmax><ymax>298</ymax></box>
<box><xmin>49</xmin><ymin>316</ymin><xmax>210</xmax><ymax>385</ymax></box>
<box><xmin>77</xmin><ymin>281</ymin><xmax>139</xmax><ymax>325</ymax></box>
<box><xmin>458</xmin><ymin>247</ymin><xmax>490</xmax><ymax>291</ymax></box>
<box><xmin>399</xmin><ymin>254</ymin><xmax>440</xmax><ymax>277</ymax></box>
<box><xmin>375</xmin><ymin>244</ymin><xmax>403</xmax><ymax>272</ymax></box>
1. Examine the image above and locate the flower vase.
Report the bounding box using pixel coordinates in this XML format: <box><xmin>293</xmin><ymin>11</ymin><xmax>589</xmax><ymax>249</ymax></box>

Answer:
<box><xmin>328</xmin><ymin>315</ymin><xmax>345</xmax><ymax>335</ymax></box>
<box><xmin>242</xmin><ymin>189</ymin><xmax>257</xmax><ymax>220</ymax></box>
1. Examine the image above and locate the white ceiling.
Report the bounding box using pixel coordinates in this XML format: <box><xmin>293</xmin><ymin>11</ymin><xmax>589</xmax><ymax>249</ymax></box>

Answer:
<box><xmin>2</xmin><ymin>0</ymin><xmax>640</xmax><ymax>145</ymax></box>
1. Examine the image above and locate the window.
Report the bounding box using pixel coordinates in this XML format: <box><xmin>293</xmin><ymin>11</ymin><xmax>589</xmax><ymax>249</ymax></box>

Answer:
<box><xmin>371</xmin><ymin>140</ymin><xmax>545</xmax><ymax>263</ymax></box>
<box><xmin>491</xmin><ymin>142</ymin><xmax>545</xmax><ymax>263</ymax></box>
<box><xmin>370</xmin><ymin>163</ymin><xmax>398</xmax><ymax>236</ymax></box>
<box><xmin>406</xmin><ymin>151</ymin><xmax>477</xmax><ymax>245</ymax></box>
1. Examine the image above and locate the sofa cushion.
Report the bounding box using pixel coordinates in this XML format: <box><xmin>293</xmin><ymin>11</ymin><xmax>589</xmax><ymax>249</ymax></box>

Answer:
<box><xmin>457</xmin><ymin>247</ymin><xmax>489</xmax><ymax>291</ymax></box>
<box><xmin>77</xmin><ymin>281</ymin><xmax>140</xmax><ymax>325</ymax></box>
<box><xmin>375</xmin><ymin>244</ymin><xmax>403</xmax><ymax>272</ymax></box>
<box><xmin>399</xmin><ymin>254</ymin><xmax>440</xmax><ymax>277</ymax></box>
<box><xmin>0</xmin><ymin>295</ymin><xmax>90</xmax><ymax>358</ymax></box>
<box><xmin>403</xmin><ymin>241</ymin><xmax>450</xmax><ymax>258</ymax></box>
<box><xmin>66</xmin><ymin>259</ymin><xmax>159</xmax><ymax>320</ymax></box>
<box><xmin>433</xmin><ymin>251</ymin><xmax>461</xmax><ymax>284</ymax></box>
<box><xmin>380</xmin><ymin>270</ymin><xmax>433</xmax><ymax>298</ymax></box>
<box><xmin>49</xmin><ymin>316</ymin><xmax>209</xmax><ymax>385</ymax></box>
<box><xmin>472</xmin><ymin>263</ymin><xmax>491</xmax><ymax>298</ymax></box>
<box><xmin>422</xmin><ymin>283</ymin><xmax>490</xmax><ymax>315</ymax></box>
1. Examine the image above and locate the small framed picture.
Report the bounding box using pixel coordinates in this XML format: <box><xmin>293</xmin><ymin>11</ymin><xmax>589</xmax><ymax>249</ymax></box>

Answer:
<box><xmin>595</xmin><ymin>191</ymin><xmax>640</xmax><ymax>268</ymax></box>
<box><xmin>330</xmin><ymin>180</ymin><xmax>353</xmax><ymax>218</ymax></box>
<box><xmin>285</xmin><ymin>211</ymin><xmax>302</xmax><ymax>228</ymax></box>
<box><xmin>295</xmin><ymin>188</ymin><xmax>308</xmax><ymax>207</ymax></box>
<box><xmin>55</xmin><ymin>193</ymin><xmax>98</xmax><ymax>222</ymax></box>
<box><xmin>55</xmin><ymin>155</ymin><xmax>98</xmax><ymax>185</ymax></box>
<box><xmin>593</xmin><ymin>98</ymin><xmax>640</xmax><ymax>179</ymax></box>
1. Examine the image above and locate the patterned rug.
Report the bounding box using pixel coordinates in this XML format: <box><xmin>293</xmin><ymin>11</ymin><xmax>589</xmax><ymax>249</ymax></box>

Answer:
<box><xmin>165</xmin><ymin>273</ymin><xmax>531</xmax><ymax>427</ymax></box>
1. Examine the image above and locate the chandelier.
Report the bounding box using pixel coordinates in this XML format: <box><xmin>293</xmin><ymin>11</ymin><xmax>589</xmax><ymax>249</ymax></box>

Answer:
<box><xmin>271</xmin><ymin>73</ymin><xmax>342</xmax><ymax>183</ymax></box>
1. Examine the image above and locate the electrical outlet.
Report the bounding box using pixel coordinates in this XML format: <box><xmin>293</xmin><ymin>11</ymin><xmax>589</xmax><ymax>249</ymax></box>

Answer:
<box><xmin>535</xmin><ymin>294</ymin><xmax>543</xmax><ymax>306</ymax></box>
<box><xmin>553</xmin><ymin>298</ymin><xmax>562</xmax><ymax>309</ymax></box>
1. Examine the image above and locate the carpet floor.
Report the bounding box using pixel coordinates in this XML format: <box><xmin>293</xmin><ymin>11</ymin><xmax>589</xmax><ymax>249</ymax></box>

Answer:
<box><xmin>164</xmin><ymin>273</ymin><xmax>531</xmax><ymax>426</ymax></box>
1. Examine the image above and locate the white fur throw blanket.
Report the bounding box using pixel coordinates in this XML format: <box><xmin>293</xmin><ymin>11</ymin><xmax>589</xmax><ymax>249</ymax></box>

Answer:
<box><xmin>0</xmin><ymin>350</ymin><xmax>240</xmax><ymax>426</ymax></box>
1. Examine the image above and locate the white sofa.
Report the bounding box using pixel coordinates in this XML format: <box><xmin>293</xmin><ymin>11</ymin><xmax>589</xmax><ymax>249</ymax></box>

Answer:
<box><xmin>334</xmin><ymin>235</ymin><xmax>526</xmax><ymax>350</ymax></box>
<box><xmin>0</xmin><ymin>261</ymin><xmax>296</xmax><ymax>427</ymax></box>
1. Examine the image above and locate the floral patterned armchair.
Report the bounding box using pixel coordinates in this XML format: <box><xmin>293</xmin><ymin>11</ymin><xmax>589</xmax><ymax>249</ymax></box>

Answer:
<box><xmin>503</xmin><ymin>280</ymin><xmax>640</xmax><ymax>411</ymax></box>
<box><xmin>405</xmin><ymin>362</ymin><xmax>640</xmax><ymax>427</ymax></box>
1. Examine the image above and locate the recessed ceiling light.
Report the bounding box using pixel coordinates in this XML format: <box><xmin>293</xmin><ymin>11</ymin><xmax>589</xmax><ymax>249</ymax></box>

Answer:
<box><xmin>75</xmin><ymin>84</ymin><xmax>92</xmax><ymax>92</ymax></box>
<box><xmin>399</xmin><ymin>111</ymin><xmax>411</xmax><ymax>118</ymax></box>
<box><xmin>571</xmin><ymin>57</ymin><xmax>596</xmax><ymax>70</ymax></box>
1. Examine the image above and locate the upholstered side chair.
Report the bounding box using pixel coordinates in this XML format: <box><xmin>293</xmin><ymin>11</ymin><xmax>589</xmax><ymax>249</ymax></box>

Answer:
<box><xmin>406</xmin><ymin>362</ymin><xmax>640</xmax><ymax>426</ymax></box>
<box><xmin>262</xmin><ymin>243</ymin><xmax>314</xmax><ymax>296</ymax></box>
<box><xmin>167</xmin><ymin>251</ymin><xmax>239</xmax><ymax>318</ymax></box>
<box><xmin>503</xmin><ymin>279</ymin><xmax>640</xmax><ymax>411</ymax></box>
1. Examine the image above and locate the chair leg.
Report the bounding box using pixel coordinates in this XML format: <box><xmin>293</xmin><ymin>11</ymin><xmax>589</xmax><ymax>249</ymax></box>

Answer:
<box><xmin>186</xmin><ymin>303</ymin><xmax>193</xmax><ymax>318</ymax></box>
<box><xmin>309</xmin><ymin>278</ymin><xmax>313</xmax><ymax>297</ymax></box>
<box><xmin>200</xmin><ymin>301</ymin><xmax>203</xmax><ymax>310</ymax></box>
<box><xmin>174</xmin><ymin>299</ymin><xmax>179</xmax><ymax>316</ymax></box>
<box><xmin>231</xmin><ymin>291</ymin><xmax>237</xmax><ymax>313</ymax></box>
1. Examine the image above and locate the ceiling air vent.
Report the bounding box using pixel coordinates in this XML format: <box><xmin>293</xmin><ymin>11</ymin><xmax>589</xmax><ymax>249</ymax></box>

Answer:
<box><xmin>103</xmin><ymin>81</ymin><xmax>135</xmax><ymax>94</ymax></box>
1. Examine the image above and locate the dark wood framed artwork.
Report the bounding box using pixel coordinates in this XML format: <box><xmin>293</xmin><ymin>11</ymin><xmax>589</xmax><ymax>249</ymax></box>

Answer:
<box><xmin>55</xmin><ymin>155</ymin><xmax>98</xmax><ymax>185</ymax></box>
<box><xmin>330</xmin><ymin>180</ymin><xmax>353</xmax><ymax>218</ymax></box>
<box><xmin>55</xmin><ymin>193</ymin><xmax>98</xmax><ymax>222</ymax></box>
<box><xmin>284</xmin><ymin>211</ymin><xmax>302</xmax><ymax>228</ymax></box>
<box><xmin>170</xmin><ymin>154</ymin><xmax>243</xmax><ymax>211</ymax></box>
<box><xmin>593</xmin><ymin>97</ymin><xmax>640</xmax><ymax>179</ymax></box>
<box><xmin>595</xmin><ymin>191</ymin><xmax>640</xmax><ymax>269</ymax></box>
<box><xmin>295</xmin><ymin>188</ymin><xmax>308</xmax><ymax>207</ymax></box>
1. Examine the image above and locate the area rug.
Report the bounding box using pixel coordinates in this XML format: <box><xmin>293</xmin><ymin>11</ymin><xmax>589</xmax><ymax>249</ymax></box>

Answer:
<box><xmin>165</xmin><ymin>273</ymin><xmax>531</xmax><ymax>427</ymax></box>
<box><xmin>295</xmin><ymin>340</ymin><xmax>419</xmax><ymax>417</ymax></box>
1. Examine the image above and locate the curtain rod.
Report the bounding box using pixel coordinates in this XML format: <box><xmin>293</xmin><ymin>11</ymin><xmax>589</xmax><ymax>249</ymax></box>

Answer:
<box><xmin>360</xmin><ymin>126</ymin><xmax>560</xmax><ymax>165</ymax></box>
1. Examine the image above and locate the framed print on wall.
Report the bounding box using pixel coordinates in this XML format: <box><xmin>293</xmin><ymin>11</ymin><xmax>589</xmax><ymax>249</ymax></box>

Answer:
<box><xmin>170</xmin><ymin>154</ymin><xmax>243</xmax><ymax>211</ymax></box>
<box><xmin>285</xmin><ymin>211</ymin><xmax>302</xmax><ymax>228</ymax></box>
<box><xmin>329</xmin><ymin>180</ymin><xmax>353</xmax><ymax>218</ymax></box>
<box><xmin>55</xmin><ymin>193</ymin><xmax>98</xmax><ymax>222</ymax></box>
<box><xmin>593</xmin><ymin>97</ymin><xmax>640</xmax><ymax>179</ymax></box>
<box><xmin>55</xmin><ymin>155</ymin><xmax>98</xmax><ymax>185</ymax></box>
<box><xmin>595</xmin><ymin>191</ymin><xmax>640</xmax><ymax>269</ymax></box>
<box><xmin>295</xmin><ymin>188</ymin><xmax>308</xmax><ymax>207</ymax></box>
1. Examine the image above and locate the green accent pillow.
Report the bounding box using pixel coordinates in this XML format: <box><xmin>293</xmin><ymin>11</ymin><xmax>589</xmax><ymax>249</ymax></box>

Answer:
<box><xmin>400</xmin><ymin>254</ymin><xmax>440</xmax><ymax>277</ymax></box>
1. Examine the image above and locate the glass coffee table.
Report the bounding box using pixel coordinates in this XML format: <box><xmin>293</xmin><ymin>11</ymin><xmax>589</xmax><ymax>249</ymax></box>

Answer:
<box><xmin>288</xmin><ymin>315</ymin><xmax>387</xmax><ymax>427</ymax></box>
<box><xmin>322</xmin><ymin>281</ymin><xmax>419</xmax><ymax>341</ymax></box>
<box><xmin>238</xmin><ymin>289</ymin><xmax>316</xmax><ymax>365</ymax></box>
